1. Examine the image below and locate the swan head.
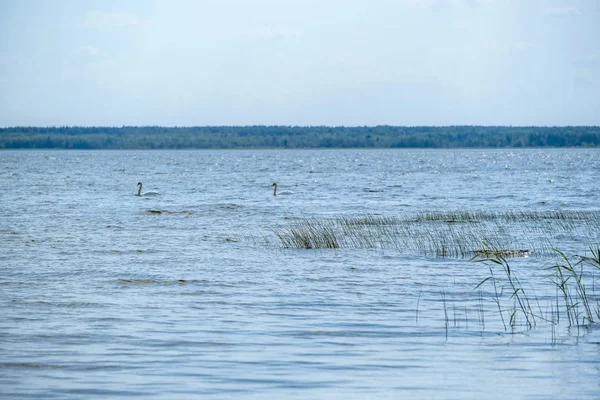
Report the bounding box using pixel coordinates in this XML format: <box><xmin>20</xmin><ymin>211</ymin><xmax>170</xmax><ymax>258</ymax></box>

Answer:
<box><xmin>272</xmin><ymin>183</ymin><xmax>277</xmax><ymax>187</ymax></box>
<box><xmin>137</xmin><ymin>182</ymin><xmax>142</xmax><ymax>187</ymax></box>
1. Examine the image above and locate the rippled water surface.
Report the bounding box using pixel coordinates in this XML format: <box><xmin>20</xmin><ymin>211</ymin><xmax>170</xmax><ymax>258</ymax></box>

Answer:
<box><xmin>1</xmin><ymin>149</ymin><xmax>600</xmax><ymax>399</ymax></box>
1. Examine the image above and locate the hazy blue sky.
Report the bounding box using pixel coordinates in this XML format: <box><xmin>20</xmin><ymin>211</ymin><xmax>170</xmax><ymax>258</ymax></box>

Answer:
<box><xmin>1</xmin><ymin>0</ymin><xmax>598</xmax><ymax>126</ymax></box>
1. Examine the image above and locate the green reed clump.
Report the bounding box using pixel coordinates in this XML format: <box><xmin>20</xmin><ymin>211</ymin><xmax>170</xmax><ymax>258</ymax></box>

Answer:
<box><xmin>413</xmin><ymin>210</ymin><xmax>600</xmax><ymax>223</ymax></box>
<box><xmin>273</xmin><ymin>215</ymin><xmax>531</xmax><ymax>256</ymax></box>
<box><xmin>269</xmin><ymin>211</ymin><xmax>600</xmax><ymax>257</ymax></box>
<box><xmin>578</xmin><ymin>246</ymin><xmax>600</xmax><ymax>270</ymax></box>
<box><xmin>338</xmin><ymin>214</ymin><xmax>401</xmax><ymax>226</ymax></box>
<box><xmin>475</xmin><ymin>243</ymin><xmax>537</xmax><ymax>330</ymax></box>
<box><xmin>475</xmin><ymin>246</ymin><xmax>600</xmax><ymax>332</ymax></box>
<box><xmin>272</xmin><ymin>218</ymin><xmax>340</xmax><ymax>249</ymax></box>
<box><xmin>548</xmin><ymin>248</ymin><xmax>600</xmax><ymax>326</ymax></box>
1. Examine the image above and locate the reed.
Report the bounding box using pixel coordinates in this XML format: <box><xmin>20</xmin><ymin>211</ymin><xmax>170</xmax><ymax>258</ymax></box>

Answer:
<box><xmin>548</xmin><ymin>248</ymin><xmax>599</xmax><ymax>326</ymax></box>
<box><xmin>577</xmin><ymin>246</ymin><xmax>600</xmax><ymax>270</ymax></box>
<box><xmin>269</xmin><ymin>212</ymin><xmax>600</xmax><ymax>336</ymax></box>
<box><xmin>441</xmin><ymin>289</ymin><xmax>449</xmax><ymax>338</ymax></box>
<box><xmin>412</xmin><ymin>210</ymin><xmax>600</xmax><ymax>223</ymax></box>
<box><xmin>475</xmin><ymin>247</ymin><xmax>600</xmax><ymax>332</ymax></box>
<box><xmin>270</xmin><ymin>210</ymin><xmax>600</xmax><ymax>256</ymax></box>
<box><xmin>477</xmin><ymin>289</ymin><xmax>486</xmax><ymax>331</ymax></box>
<box><xmin>475</xmin><ymin>244</ymin><xmax>536</xmax><ymax>329</ymax></box>
<box><xmin>272</xmin><ymin>218</ymin><xmax>340</xmax><ymax>249</ymax></box>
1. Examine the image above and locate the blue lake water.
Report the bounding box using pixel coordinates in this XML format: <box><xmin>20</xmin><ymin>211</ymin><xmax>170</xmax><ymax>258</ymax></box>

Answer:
<box><xmin>1</xmin><ymin>149</ymin><xmax>599</xmax><ymax>399</ymax></box>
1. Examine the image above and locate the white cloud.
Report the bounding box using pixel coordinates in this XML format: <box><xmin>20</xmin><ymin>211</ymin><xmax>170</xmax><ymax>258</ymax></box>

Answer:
<box><xmin>512</xmin><ymin>41</ymin><xmax>531</xmax><ymax>52</ymax></box>
<box><xmin>403</xmin><ymin>0</ymin><xmax>494</xmax><ymax>9</ymax></box>
<box><xmin>79</xmin><ymin>45</ymin><xmax>101</xmax><ymax>58</ymax></box>
<box><xmin>84</xmin><ymin>11</ymin><xmax>150</xmax><ymax>30</ymax></box>
<box><xmin>544</xmin><ymin>7</ymin><xmax>581</xmax><ymax>17</ymax></box>
<box><xmin>250</xmin><ymin>26</ymin><xmax>300</xmax><ymax>41</ymax></box>
<box><xmin>576</xmin><ymin>54</ymin><xmax>598</xmax><ymax>68</ymax></box>
<box><xmin>0</xmin><ymin>54</ymin><xmax>25</xmax><ymax>85</ymax></box>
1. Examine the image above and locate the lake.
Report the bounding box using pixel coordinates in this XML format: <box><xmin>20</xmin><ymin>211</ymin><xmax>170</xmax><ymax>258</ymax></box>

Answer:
<box><xmin>1</xmin><ymin>148</ymin><xmax>599</xmax><ymax>399</ymax></box>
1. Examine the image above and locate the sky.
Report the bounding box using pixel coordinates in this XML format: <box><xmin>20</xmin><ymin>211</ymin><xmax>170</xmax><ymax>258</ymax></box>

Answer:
<box><xmin>0</xmin><ymin>0</ymin><xmax>598</xmax><ymax>127</ymax></box>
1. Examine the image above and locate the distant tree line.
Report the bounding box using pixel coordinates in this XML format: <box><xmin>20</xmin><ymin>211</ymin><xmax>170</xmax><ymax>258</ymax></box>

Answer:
<box><xmin>1</xmin><ymin>126</ymin><xmax>599</xmax><ymax>149</ymax></box>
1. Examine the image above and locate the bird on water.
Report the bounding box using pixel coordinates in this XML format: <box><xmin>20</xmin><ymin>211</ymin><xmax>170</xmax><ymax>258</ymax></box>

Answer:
<box><xmin>137</xmin><ymin>181</ymin><xmax>160</xmax><ymax>196</ymax></box>
<box><xmin>271</xmin><ymin>183</ymin><xmax>293</xmax><ymax>196</ymax></box>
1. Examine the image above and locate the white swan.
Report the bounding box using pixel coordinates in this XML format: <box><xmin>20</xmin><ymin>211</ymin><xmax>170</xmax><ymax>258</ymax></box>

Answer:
<box><xmin>137</xmin><ymin>181</ymin><xmax>160</xmax><ymax>196</ymax></box>
<box><xmin>271</xmin><ymin>183</ymin><xmax>293</xmax><ymax>196</ymax></box>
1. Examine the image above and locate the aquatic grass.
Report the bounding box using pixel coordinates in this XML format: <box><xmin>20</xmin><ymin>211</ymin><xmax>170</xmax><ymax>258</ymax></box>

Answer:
<box><xmin>478</xmin><ymin>265</ymin><xmax>507</xmax><ymax>330</ymax></box>
<box><xmin>272</xmin><ymin>218</ymin><xmax>340</xmax><ymax>249</ymax></box>
<box><xmin>415</xmin><ymin>287</ymin><xmax>423</xmax><ymax>324</ymax></box>
<box><xmin>477</xmin><ymin>289</ymin><xmax>486</xmax><ymax>331</ymax></box>
<box><xmin>475</xmin><ymin>244</ymin><xmax>536</xmax><ymax>329</ymax></box>
<box><xmin>578</xmin><ymin>247</ymin><xmax>600</xmax><ymax>321</ymax></box>
<box><xmin>270</xmin><ymin>210</ymin><xmax>600</xmax><ymax>257</ymax></box>
<box><xmin>441</xmin><ymin>289</ymin><xmax>449</xmax><ymax>338</ymax></box>
<box><xmin>548</xmin><ymin>248</ymin><xmax>599</xmax><ymax>326</ymax></box>
<box><xmin>412</xmin><ymin>210</ymin><xmax>600</xmax><ymax>223</ymax></box>
<box><xmin>267</xmin><ymin>209</ymin><xmax>600</xmax><ymax>337</ymax></box>
<box><xmin>577</xmin><ymin>246</ymin><xmax>600</xmax><ymax>270</ymax></box>
<box><xmin>474</xmin><ymin>247</ymin><xmax>600</xmax><ymax>334</ymax></box>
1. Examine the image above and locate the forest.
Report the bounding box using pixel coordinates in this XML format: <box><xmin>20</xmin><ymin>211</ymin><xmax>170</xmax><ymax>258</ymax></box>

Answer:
<box><xmin>1</xmin><ymin>125</ymin><xmax>599</xmax><ymax>149</ymax></box>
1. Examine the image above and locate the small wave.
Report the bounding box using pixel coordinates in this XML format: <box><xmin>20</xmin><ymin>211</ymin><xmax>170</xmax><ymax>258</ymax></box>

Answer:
<box><xmin>95</xmin><ymin>249</ymin><xmax>144</xmax><ymax>255</ymax></box>
<box><xmin>218</xmin><ymin>203</ymin><xmax>244</xmax><ymax>210</ymax></box>
<box><xmin>111</xmin><ymin>279</ymin><xmax>199</xmax><ymax>286</ymax></box>
<box><xmin>145</xmin><ymin>209</ymin><xmax>192</xmax><ymax>215</ymax></box>
<box><xmin>0</xmin><ymin>281</ymin><xmax>37</xmax><ymax>286</ymax></box>
<box><xmin>0</xmin><ymin>362</ymin><xmax>64</xmax><ymax>369</ymax></box>
<box><xmin>11</xmin><ymin>300</ymin><xmax>102</xmax><ymax>309</ymax></box>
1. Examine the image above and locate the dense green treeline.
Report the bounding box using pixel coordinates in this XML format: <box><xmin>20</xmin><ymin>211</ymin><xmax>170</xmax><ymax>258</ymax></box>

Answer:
<box><xmin>1</xmin><ymin>126</ymin><xmax>599</xmax><ymax>149</ymax></box>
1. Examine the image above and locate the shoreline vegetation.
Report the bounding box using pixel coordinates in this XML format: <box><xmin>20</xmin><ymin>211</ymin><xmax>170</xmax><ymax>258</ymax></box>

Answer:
<box><xmin>1</xmin><ymin>125</ymin><xmax>600</xmax><ymax>149</ymax></box>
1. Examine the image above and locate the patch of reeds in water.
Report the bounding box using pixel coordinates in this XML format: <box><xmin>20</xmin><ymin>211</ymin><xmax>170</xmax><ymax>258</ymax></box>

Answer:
<box><xmin>413</xmin><ymin>210</ymin><xmax>598</xmax><ymax>223</ymax></box>
<box><xmin>476</xmin><ymin>247</ymin><xmax>600</xmax><ymax>333</ymax></box>
<box><xmin>269</xmin><ymin>212</ymin><xmax>600</xmax><ymax>338</ymax></box>
<box><xmin>270</xmin><ymin>210</ymin><xmax>600</xmax><ymax>258</ymax></box>
<box><xmin>272</xmin><ymin>218</ymin><xmax>340</xmax><ymax>249</ymax></box>
<box><xmin>549</xmin><ymin>248</ymin><xmax>600</xmax><ymax>327</ymax></box>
